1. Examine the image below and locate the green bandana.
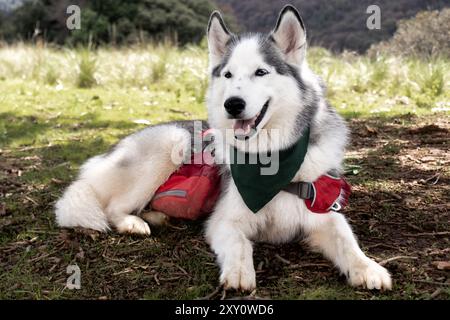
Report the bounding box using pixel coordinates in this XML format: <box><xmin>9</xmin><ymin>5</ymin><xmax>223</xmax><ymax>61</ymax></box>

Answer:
<box><xmin>230</xmin><ymin>127</ymin><xmax>310</xmax><ymax>213</ymax></box>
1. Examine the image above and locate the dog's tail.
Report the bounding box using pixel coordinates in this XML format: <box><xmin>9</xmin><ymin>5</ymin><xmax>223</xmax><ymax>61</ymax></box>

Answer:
<box><xmin>54</xmin><ymin>179</ymin><xmax>110</xmax><ymax>232</ymax></box>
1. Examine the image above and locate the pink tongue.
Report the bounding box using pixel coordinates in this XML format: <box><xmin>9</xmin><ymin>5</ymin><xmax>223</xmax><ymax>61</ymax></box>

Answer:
<box><xmin>233</xmin><ymin>119</ymin><xmax>253</xmax><ymax>136</ymax></box>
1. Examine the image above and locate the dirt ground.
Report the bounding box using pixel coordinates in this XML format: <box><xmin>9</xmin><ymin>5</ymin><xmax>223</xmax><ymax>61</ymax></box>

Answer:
<box><xmin>0</xmin><ymin>113</ymin><xmax>449</xmax><ymax>299</ymax></box>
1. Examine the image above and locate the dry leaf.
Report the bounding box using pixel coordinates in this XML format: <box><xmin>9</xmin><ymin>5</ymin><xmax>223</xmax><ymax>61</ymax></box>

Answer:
<box><xmin>365</xmin><ymin>124</ymin><xmax>378</xmax><ymax>134</ymax></box>
<box><xmin>133</xmin><ymin>119</ymin><xmax>151</xmax><ymax>125</ymax></box>
<box><xmin>51</xmin><ymin>178</ymin><xmax>65</xmax><ymax>185</ymax></box>
<box><xmin>432</xmin><ymin>261</ymin><xmax>450</xmax><ymax>270</ymax></box>
<box><xmin>420</xmin><ymin>156</ymin><xmax>435</xmax><ymax>163</ymax></box>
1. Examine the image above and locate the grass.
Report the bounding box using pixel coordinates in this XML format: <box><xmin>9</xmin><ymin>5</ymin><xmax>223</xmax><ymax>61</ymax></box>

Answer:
<box><xmin>0</xmin><ymin>43</ymin><xmax>449</xmax><ymax>300</ymax></box>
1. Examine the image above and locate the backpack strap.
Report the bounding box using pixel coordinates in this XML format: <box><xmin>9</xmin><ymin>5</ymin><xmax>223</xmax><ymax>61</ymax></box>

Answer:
<box><xmin>282</xmin><ymin>181</ymin><xmax>314</xmax><ymax>199</ymax></box>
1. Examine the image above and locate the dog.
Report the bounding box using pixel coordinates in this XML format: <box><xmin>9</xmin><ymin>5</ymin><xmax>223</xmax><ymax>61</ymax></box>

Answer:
<box><xmin>55</xmin><ymin>5</ymin><xmax>392</xmax><ymax>291</ymax></box>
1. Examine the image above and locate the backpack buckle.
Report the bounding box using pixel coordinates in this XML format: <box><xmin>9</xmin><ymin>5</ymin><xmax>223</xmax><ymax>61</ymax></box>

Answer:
<box><xmin>296</xmin><ymin>182</ymin><xmax>314</xmax><ymax>199</ymax></box>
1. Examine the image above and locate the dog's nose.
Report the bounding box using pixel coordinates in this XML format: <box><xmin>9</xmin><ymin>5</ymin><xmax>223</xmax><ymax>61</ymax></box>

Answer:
<box><xmin>224</xmin><ymin>97</ymin><xmax>246</xmax><ymax>117</ymax></box>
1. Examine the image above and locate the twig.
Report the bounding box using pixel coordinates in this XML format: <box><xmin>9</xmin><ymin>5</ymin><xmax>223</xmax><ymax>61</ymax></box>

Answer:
<box><xmin>102</xmin><ymin>253</ymin><xmax>126</xmax><ymax>263</ymax></box>
<box><xmin>227</xmin><ymin>291</ymin><xmax>267</xmax><ymax>300</ymax></box>
<box><xmin>403</xmin><ymin>231</ymin><xmax>450</xmax><ymax>237</ymax></box>
<box><xmin>365</xmin><ymin>243</ymin><xmax>401</xmax><ymax>250</ymax></box>
<box><xmin>406</xmin><ymin>223</ymin><xmax>423</xmax><ymax>232</ymax></box>
<box><xmin>117</xmin><ymin>247</ymin><xmax>150</xmax><ymax>255</ymax></box>
<box><xmin>174</xmin><ymin>263</ymin><xmax>190</xmax><ymax>276</ymax></box>
<box><xmin>197</xmin><ymin>286</ymin><xmax>222</xmax><ymax>300</ymax></box>
<box><xmin>24</xmin><ymin>195</ymin><xmax>39</xmax><ymax>206</ymax></box>
<box><xmin>413</xmin><ymin>280</ymin><xmax>450</xmax><ymax>287</ymax></box>
<box><xmin>28</xmin><ymin>251</ymin><xmax>58</xmax><ymax>262</ymax></box>
<box><xmin>288</xmin><ymin>263</ymin><xmax>331</xmax><ymax>269</ymax></box>
<box><xmin>430</xmin><ymin>289</ymin><xmax>442</xmax><ymax>299</ymax></box>
<box><xmin>274</xmin><ymin>254</ymin><xmax>291</xmax><ymax>265</ymax></box>
<box><xmin>221</xmin><ymin>289</ymin><xmax>227</xmax><ymax>300</ymax></box>
<box><xmin>112</xmin><ymin>268</ymin><xmax>134</xmax><ymax>276</ymax></box>
<box><xmin>424</xmin><ymin>173</ymin><xmax>440</xmax><ymax>185</ymax></box>
<box><xmin>193</xmin><ymin>246</ymin><xmax>215</xmax><ymax>257</ymax></box>
<box><xmin>169</xmin><ymin>108</ymin><xmax>190</xmax><ymax>115</ymax></box>
<box><xmin>381</xmin><ymin>191</ymin><xmax>402</xmax><ymax>200</ymax></box>
<box><xmin>167</xmin><ymin>223</ymin><xmax>187</xmax><ymax>230</ymax></box>
<box><xmin>27</xmin><ymin>230</ymin><xmax>60</xmax><ymax>235</ymax></box>
<box><xmin>154</xmin><ymin>273</ymin><xmax>160</xmax><ymax>285</ymax></box>
<box><xmin>18</xmin><ymin>146</ymin><xmax>41</xmax><ymax>152</ymax></box>
<box><xmin>159</xmin><ymin>276</ymin><xmax>182</xmax><ymax>282</ymax></box>
<box><xmin>379</xmin><ymin>255</ymin><xmax>418</xmax><ymax>266</ymax></box>
<box><xmin>428</xmin><ymin>248</ymin><xmax>450</xmax><ymax>256</ymax></box>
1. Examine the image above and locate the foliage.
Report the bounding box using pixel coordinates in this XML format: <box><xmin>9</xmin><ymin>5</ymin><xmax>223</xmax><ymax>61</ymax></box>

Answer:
<box><xmin>369</xmin><ymin>9</ymin><xmax>450</xmax><ymax>59</ymax></box>
<box><xmin>76</xmin><ymin>49</ymin><xmax>97</xmax><ymax>88</ymax></box>
<box><xmin>215</xmin><ymin>0</ymin><xmax>449</xmax><ymax>53</ymax></box>
<box><xmin>0</xmin><ymin>0</ymin><xmax>218</xmax><ymax>46</ymax></box>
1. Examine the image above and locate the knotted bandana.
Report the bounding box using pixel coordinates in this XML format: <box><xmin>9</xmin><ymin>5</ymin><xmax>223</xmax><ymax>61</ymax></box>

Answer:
<box><xmin>230</xmin><ymin>128</ymin><xmax>310</xmax><ymax>213</ymax></box>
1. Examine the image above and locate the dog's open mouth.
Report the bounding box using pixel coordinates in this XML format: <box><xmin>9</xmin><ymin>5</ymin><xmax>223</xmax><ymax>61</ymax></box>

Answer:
<box><xmin>233</xmin><ymin>99</ymin><xmax>270</xmax><ymax>140</ymax></box>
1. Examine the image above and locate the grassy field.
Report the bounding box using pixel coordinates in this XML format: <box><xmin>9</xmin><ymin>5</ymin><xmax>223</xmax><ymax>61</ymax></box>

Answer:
<box><xmin>0</xmin><ymin>44</ymin><xmax>449</xmax><ymax>299</ymax></box>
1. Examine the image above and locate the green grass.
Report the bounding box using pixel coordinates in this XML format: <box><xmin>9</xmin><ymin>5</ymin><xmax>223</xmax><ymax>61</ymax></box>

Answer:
<box><xmin>0</xmin><ymin>44</ymin><xmax>449</xmax><ymax>300</ymax></box>
<box><xmin>0</xmin><ymin>44</ymin><xmax>447</xmax><ymax>151</ymax></box>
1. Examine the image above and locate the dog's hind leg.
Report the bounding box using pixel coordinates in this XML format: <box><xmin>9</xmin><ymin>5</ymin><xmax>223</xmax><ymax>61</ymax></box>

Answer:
<box><xmin>304</xmin><ymin>212</ymin><xmax>392</xmax><ymax>290</ymax></box>
<box><xmin>102</xmin><ymin>125</ymin><xmax>191</xmax><ymax>235</ymax></box>
<box><xmin>56</xmin><ymin>123</ymin><xmax>190</xmax><ymax>235</ymax></box>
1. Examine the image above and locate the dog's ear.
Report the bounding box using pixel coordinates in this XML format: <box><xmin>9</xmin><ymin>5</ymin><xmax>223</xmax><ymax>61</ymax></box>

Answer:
<box><xmin>271</xmin><ymin>5</ymin><xmax>306</xmax><ymax>65</ymax></box>
<box><xmin>207</xmin><ymin>11</ymin><xmax>231</xmax><ymax>66</ymax></box>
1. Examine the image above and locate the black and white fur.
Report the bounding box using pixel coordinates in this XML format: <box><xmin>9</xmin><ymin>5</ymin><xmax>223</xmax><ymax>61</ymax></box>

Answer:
<box><xmin>55</xmin><ymin>5</ymin><xmax>392</xmax><ymax>291</ymax></box>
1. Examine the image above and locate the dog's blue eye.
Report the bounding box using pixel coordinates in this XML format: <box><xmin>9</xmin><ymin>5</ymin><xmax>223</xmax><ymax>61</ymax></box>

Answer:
<box><xmin>224</xmin><ymin>71</ymin><xmax>232</xmax><ymax>79</ymax></box>
<box><xmin>255</xmin><ymin>69</ymin><xmax>269</xmax><ymax>77</ymax></box>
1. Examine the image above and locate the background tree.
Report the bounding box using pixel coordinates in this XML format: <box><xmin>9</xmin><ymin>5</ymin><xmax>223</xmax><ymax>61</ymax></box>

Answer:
<box><xmin>215</xmin><ymin>0</ymin><xmax>449</xmax><ymax>53</ymax></box>
<box><xmin>0</xmin><ymin>0</ymin><xmax>225</xmax><ymax>46</ymax></box>
<box><xmin>369</xmin><ymin>9</ymin><xmax>450</xmax><ymax>58</ymax></box>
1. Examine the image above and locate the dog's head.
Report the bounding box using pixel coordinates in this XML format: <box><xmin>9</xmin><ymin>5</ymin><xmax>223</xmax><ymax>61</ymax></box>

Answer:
<box><xmin>206</xmin><ymin>5</ymin><xmax>319</xmax><ymax>151</ymax></box>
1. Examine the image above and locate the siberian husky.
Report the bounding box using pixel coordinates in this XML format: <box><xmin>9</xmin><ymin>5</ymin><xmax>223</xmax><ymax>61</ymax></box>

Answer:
<box><xmin>55</xmin><ymin>5</ymin><xmax>392</xmax><ymax>291</ymax></box>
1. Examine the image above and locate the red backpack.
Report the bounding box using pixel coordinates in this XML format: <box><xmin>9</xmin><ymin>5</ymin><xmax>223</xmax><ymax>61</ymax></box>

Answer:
<box><xmin>150</xmin><ymin>131</ymin><xmax>221</xmax><ymax>220</ymax></box>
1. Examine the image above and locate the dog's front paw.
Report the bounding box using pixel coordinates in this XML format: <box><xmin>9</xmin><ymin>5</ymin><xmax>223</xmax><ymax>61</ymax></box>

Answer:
<box><xmin>220</xmin><ymin>262</ymin><xmax>256</xmax><ymax>292</ymax></box>
<box><xmin>348</xmin><ymin>259</ymin><xmax>392</xmax><ymax>290</ymax></box>
<box><xmin>116</xmin><ymin>216</ymin><xmax>151</xmax><ymax>235</ymax></box>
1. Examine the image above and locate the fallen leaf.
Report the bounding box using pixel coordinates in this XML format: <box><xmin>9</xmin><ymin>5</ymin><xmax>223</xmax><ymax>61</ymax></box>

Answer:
<box><xmin>432</xmin><ymin>261</ymin><xmax>450</xmax><ymax>270</ymax></box>
<box><xmin>365</xmin><ymin>124</ymin><xmax>378</xmax><ymax>134</ymax></box>
<box><xmin>420</xmin><ymin>156</ymin><xmax>435</xmax><ymax>163</ymax></box>
<box><xmin>51</xmin><ymin>178</ymin><xmax>65</xmax><ymax>185</ymax></box>
<box><xmin>169</xmin><ymin>108</ymin><xmax>191</xmax><ymax>116</ymax></box>
<box><xmin>132</xmin><ymin>119</ymin><xmax>151</xmax><ymax>125</ymax></box>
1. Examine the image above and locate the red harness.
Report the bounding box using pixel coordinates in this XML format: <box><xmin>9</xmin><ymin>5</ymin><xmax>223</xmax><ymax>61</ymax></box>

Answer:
<box><xmin>283</xmin><ymin>175</ymin><xmax>351</xmax><ymax>214</ymax></box>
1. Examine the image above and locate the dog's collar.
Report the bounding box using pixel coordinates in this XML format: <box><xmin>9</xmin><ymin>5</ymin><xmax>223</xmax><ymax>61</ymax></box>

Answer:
<box><xmin>230</xmin><ymin>127</ymin><xmax>310</xmax><ymax>213</ymax></box>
